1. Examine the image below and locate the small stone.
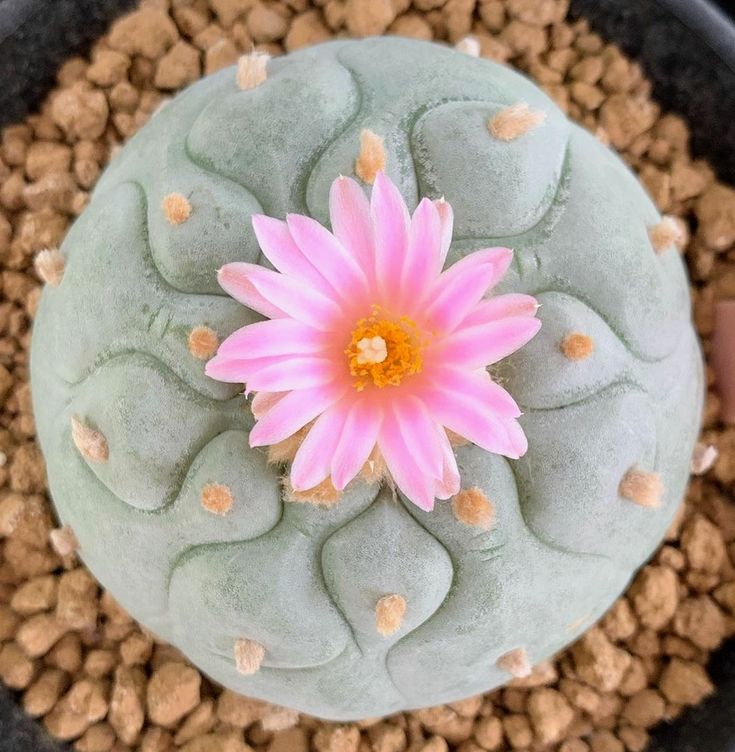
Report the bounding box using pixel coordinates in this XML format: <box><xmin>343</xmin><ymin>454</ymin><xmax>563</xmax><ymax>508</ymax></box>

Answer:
<box><xmin>681</xmin><ymin>514</ymin><xmax>726</xmax><ymax>573</ymax></box>
<box><xmin>527</xmin><ymin>688</ymin><xmax>574</xmax><ymax>744</ymax></box>
<box><xmin>451</xmin><ymin>488</ymin><xmax>495</xmax><ymax>529</ymax></box>
<box><xmin>570</xmin><ymin>628</ymin><xmax>630</xmax><ymax>692</ymax></box>
<box><xmin>375</xmin><ymin>594</ymin><xmax>407</xmax><ymax>636</ymax></box>
<box><xmin>155</xmin><ymin>41</ymin><xmax>201</xmax><ymax>89</ymax></box>
<box><xmin>56</xmin><ymin>568</ymin><xmax>98</xmax><ymax>630</ymax></box>
<box><xmin>44</xmin><ymin>679</ymin><xmax>109</xmax><ymax>741</ymax></box>
<box><xmin>618</xmin><ymin>726</ymin><xmax>649</xmax><ymax>752</ymax></box>
<box><xmin>248</xmin><ymin>3</ymin><xmax>290</xmax><ymax>42</ymax></box>
<box><xmin>234</xmin><ymin>637</ymin><xmax>265</xmax><ymax>675</ymax></box>
<box><xmin>473</xmin><ymin>716</ymin><xmax>502</xmax><ymax>750</ymax></box>
<box><xmin>589</xmin><ymin>730</ymin><xmax>623</xmax><ymax>752</ymax></box>
<box><xmin>211</xmin><ymin>0</ymin><xmax>253</xmax><ymax>27</ymax></box>
<box><xmin>600</xmin><ymin>94</ymin><xmax>658</xmax><ymax>150</ymax></box>
<box><xmin>284</xmin><ymin>10</ymin><xmax>331</xmax><ymax>51</ymax></box>
<box><xmin>23</xmin><ymin>668</ymin><xmax>67</xmax><ymax>717</ymax></box>
<box><xmin>261</xmin><ymin>705</ymin><xmax>300</xmax><ymax>731</ymax></box>
<box><xmin>120</xmin><ymin>631</ymin><xmax>154</xmax><ymax>666</ymax></box>
<box><xmin>691</xmin><ymin>443</ymin><xmax>718</xmax><ymax>475</ymax></box>
<box><xmin>659</xmin><ymin>658</ymin><xmax>714</xmax><ymax>705</ymax></box>
<box><xmin>216</xmin><ymin>689</ymin><xmax>268</xmax><ymax>727</ymax></box>
<box><xmin>83</xmin><ymin>649</ymin><xmax>117</xmax><ymax>679</ymax></box>
<box><xmin>496</xmin><ymin>647</ymin><xmax>532</xmax><ymax>678</ymax></box>
<box><xmin>503</xmin><ymin>714</ymin><xmax>533</xmax><ymax>748</ymax></box>
<box><xmin>16</xmin><ymin>613</ymin><xmax>67</xmax><ymax>658</ymax></box>
<box><xmin>10</xmin><ymin>575</ymin><xmax>57</xmax><ymax>615</ymax></box>
<box><xmin>672</xmin><ymin>596</ymin><xmax>725</xmax><ymax>650</ymax></box>
<box><xmin>628</xmin><ymin>565</ymin><xmax>679</xmax><ymax>629</ymax></box>
<box><xmin>51</xmin><ymin>83</ymin><xmax>109</xmax><ymax>141</ymax></box>
<box><xmin>619</xmin><ymin>467</ymin><xmax>663</xmax><ymax>508</ymax></box>
<box><xmin>162</xmin><ymin>192</ymin><xmax>192</xmax><ymax>224</ymax></box>
<box><xmin>600</xmin><ymin>599</ymin><xmax>637</xmax><ymax>641</ymax></box>
<box><xmin>108</xmin><ymin>8</ymin><xmax>179</xmax><ymax>59</ymax></box>
<box><xmin>50</xmin><ymin>525</ymin><xmax>80</xmax><ymax>557</ymax></box>
<box><xmin>0</xmin><ymin>641</ymin><xmax>36</xmax><ymax>689</ymax></box>
<box><xmin>345</xmin><ymin>0</ymin><xmax>396</xmax><ymax>36</ymax></box>
<box><xmin>236</xmin><ymin>51</ymin><xmax>270</xmax><ymax>90</ymax></box>
<box><xmin>71</xmin><ymin>415</ymin><xmax>109</xmax><ymax>463</ymax></box>
<box><xmin>270</xmin><ymin>727</ymin><xmax>309</xmax><ymax>752</ymax></box>
<box><xmin>147</xmin><ymin>662</ymin><xmax>201</xmax><ymax>727</ymax></box>
<box><xmin>621</xmin><ymin>689</ymin><xmax>666</xmax><ymax>728</ymax></box>
<box><xmin>561</xmin><ymin>332</ymin><xmax>594</xmax><ymax>360</ymax></box>
<box><xmin>354</xmin><ymin>129</ymin><xmax>386</xmax><ymax>185</ymax></box>
<box><xmin>696</xmin><ymin>183</ymin><xmax>735</xmax><ymax>251</ymax></box>
<box><xmin>175</xmin><ymin>699</ymin><xmax>216</xmax><ymax>744</ymax></box>
<box><xmin>109</xmin><ymin>665</ymin><xmax>146</xmax><ymax>745</ymax></box>
<box><xmin>488</xmin><ymin>102</ymin><xmax>546</xmax><ymax>141</ymax></box>
<box><xmin>86</xmin><ymin>50</ymin><xmax>131</xmax><ymax>86</ymax></box>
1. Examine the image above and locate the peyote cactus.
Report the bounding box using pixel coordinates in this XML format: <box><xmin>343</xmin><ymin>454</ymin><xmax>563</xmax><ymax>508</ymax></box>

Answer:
<box><xmin>31</xmin><ymin>38</ymin><xmax>702</xmax><ymax>719</ymax></box>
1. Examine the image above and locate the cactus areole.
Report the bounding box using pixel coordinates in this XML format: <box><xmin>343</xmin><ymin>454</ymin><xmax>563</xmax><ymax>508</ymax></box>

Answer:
<box><xmin>31</xmin><ymin>39</ymin><xmax>702</xmax><ymax>719</ymax></box>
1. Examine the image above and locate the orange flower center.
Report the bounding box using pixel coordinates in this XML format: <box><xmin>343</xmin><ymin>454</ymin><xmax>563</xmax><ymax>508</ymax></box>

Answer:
<box><xmin>346</xmin><ymin>306</ymin><xmax>424</xmax><ymax>391</ymax></box>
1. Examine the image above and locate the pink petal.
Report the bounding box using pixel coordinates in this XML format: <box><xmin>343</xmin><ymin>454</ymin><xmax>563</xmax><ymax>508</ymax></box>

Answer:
<box><xmin>217</xmin><ymin>319</ymin><xmax>329</xmax><ymax>359</ymax></box>
<box><xmin>331</xmin><ymin>400</ymin><xmax>382</xmax><ymax>490</ymax></box>
<box><xmin>250</xmin><ymin>391</ymin><xmax>286</xmax><ymax>419</ymax></box>
<box><xmin>461</xmin><ymin>293</ymin><xmax>539</xmax><ymax>328</ymax></box>
<box><xmin>290</xmin><ymin>406</ymin><xmax>348</xmax><ymax>491</ymax></box>
<box><xmin>245</xmin><ymin>357</ymin><xmax>338</xmax><ymax>392</ymax></box>
<box><xmin>329</xmin><ymin>176</ymin><xmax>375</xmax><ymax>277</ymax></box>
<box><xmin>420</xmin><ymin>385</ymin><xmax>525</xmax><ymax>459</ymax></box>
<box><xmin>434</xmin><ymin>429</ymin><xmax>460</xmax><ymax>499</ymax></box>
<box><xmin>503</xmin><ymin>417</ymin><xmax>529</xmax><ymax>457</ymax></box>
<box><xmin>286</xmin><ymin>213</ymin><xmax>369</xmax><ymax>300</ymax></box>
<box><xmin>434</xmin><ymin>198</ymin><xmax>454</xmax><ymax>267</ymax></box>
<box><xmin>393</xmin><ymin>396</ymin><xmax>443</xmax><ymax>479</ymax></box>
<box><xmin>402</xmin><ymin>198</ymin><xmax>442</xmax><ymax>299</ymax></box>
<box><xmin>218</xmin><ymin>263</ymin><xmax>287</xmax><ymax>320</ymax></box>
<box><xmin>251</xmin><ymin>215</ymin><xmax>333</xmax><ymax>295</ymax></box>
<box><xmin>438</xmin><ymin>316</ymin><xmax>542</xmax><ymax>369</ymax></box>
<box><xmin>205</xmin><ymin>355</ymin><xmax>268</xmax><ymax>383</ymax></box>
<box><xmin>226</xmin><ymin>263</ymin><xmax>343</xmax><ymax>330</ymax></box>
<box><xmin>249</xmin><ymin>384</ymin><xmax>345</xmax><ymax>447</ymax></box>
<box><xmin>379</xmin><ymin>411</ymin><xmax>436</xmax><ymax>511</ymax></box>
<box><xmin>371</xmin><ymin>171</ymin><xmax>410</xmax><ymax>302</ymax></box>
<box><xmin>428</xmin><ymin>367</ymin><xmax>521</xmax><ymax>419</ymax></box>
<box><xmin>424</xmin><ymin>247</ymin><xmax>513</xmax><ymax>333</ymax></box>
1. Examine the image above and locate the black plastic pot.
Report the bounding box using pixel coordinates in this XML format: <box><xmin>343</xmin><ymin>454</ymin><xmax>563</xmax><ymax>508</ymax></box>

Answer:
<box><xmin>1</xmin><ymin>1</ymin><xmax>735</xmax><ymax>751</ymax></box>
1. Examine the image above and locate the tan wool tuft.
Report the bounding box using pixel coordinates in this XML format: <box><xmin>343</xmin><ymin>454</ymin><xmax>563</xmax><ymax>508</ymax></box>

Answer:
<box><xmin>267</xmin><ymin>424</ymin><xmax>311</xmax><ymax>465</ymax></box>
<box><xmin>70</xmin><ymin>415</ymin><xmax>109</xmax><ymax>463</ymax></box>
<box><xmin>561</xmin><ymin>332</ymin><xmax>595</xmax><ymax>361</ymax></box>
<box><xmin>648</xmin><ymin>215</ymin><xmax>683</xmax><ymax>254</ymax></box>
<box><xmin>161</xmin><ymin>192</ymin><xmax>191</xmax><ymax>225</ymax></box>
<box><xmin>355</xmin><ymin>129</ymin><xmax>386</xmax><ymax>184</ymax></box>
<box><xmin>455</xmin><ymin>36</ymin><xmax>480</xmax><ymax>57</ymax></box>
<box><xmin>497</xmin><ymin>647</ymin><xmax>532</xmax><ymax>678</ymax></box>
<box><xmin>285</xmin><ymin>477</ymin><xmax>342</xmax><ymax>507</ymax></box>
<box><xmin>375</xmin><ymin>594</ymin><xmax>407</xmax><ymax>636</ymax></box>
<box><xmin>236</xmin><ymin>51</ymin><xmax>270</xmax><ymax>91</ymax></box>
<box><xmin>234</xmin><ymin>638</ymin><xmax>265</xmax><ymax>675</ymax></box>
<box><xmin>691</xmin><ymin>443</ymin><xmax>718</xmax><ymax>475</ymax></box>
<box><xmin>188</xmin><ymin>325</ymin><xmax>219</xmax><ymax>360</ymax></box>
<box><xmin>452</xmin><ymin>488</ymin><xmax>496</xmax><ymax>530</ymax></box>
<box><xmin>200</xmin><ymin>483</ymin><xmax>234</xmax><ymax>516</ymax></box>
<box><xmin>34</xmin><ymin>248</ymin><xmax>65</xmax><ymax>287</ymax></box>
<box><xmin>619</xmin><ymin>467</ymin><xmax>664</xmax><ymax>508</ymax></box>
<box><xmin>447</xmin><ymin>429</ymin><xmax>471</xmax><ymax>447</ymax></box>
<box><xmin>49</xmin><ymin>526</ymin><xmax>80</xmax><ymax>557</ymax></box>
<box><xmin>488</xmin><ymin>103</ymin><xmax>546</xmax><ymax>141</ymax></box>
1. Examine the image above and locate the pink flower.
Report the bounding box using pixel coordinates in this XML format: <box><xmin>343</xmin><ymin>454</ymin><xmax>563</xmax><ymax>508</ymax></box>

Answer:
<box><xmin>206</xmin><ymin>173</ymin><xmax>541</xmax><ymax>511</ymax></box>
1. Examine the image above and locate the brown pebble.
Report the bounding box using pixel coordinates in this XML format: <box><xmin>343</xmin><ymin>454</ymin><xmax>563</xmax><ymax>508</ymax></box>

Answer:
<box><xmin>216</xmin><ymin>689</ymin><xmax>268</xmax><ymax>727</ymax></box>
<box><xmin>108</xmin><ymin>8</ymin><xmax>180</xmax><ymax>59</ymax></box>
<box><xmin>659</xmin><ymin>658</ymin><xmax>714</xmax><ymax>705</ymax></box>
<box><xmin>0</xmin><ymin>641</ymin><xmax>36</xmax><ymax>689</ymax></box>
<box><xmin>570</xmin><ymin>628</ymin><xmax>630</xmax><ymax>692</ymax></box>
<box><xmin>147</xmin><ymin>662</ymin><xmax>201</xmax><ymax>727</ymax></box>
<box><xmin>10</xmin><ymin>575</ymin><xmax>58</xmax><ymax>615</ymax></box>
<box><xmin>23</xmin><ymin>668</ymin><xmax>68</xmax><ymax>717</ymax></box>
<box><xmin>155</xmin><ymin>41</ymin><xmax>202</xmax><ymax>89</ymax></box>
<box><xmin>16</xmin><ymin>612</ymin><xmax>67</xmax><ymax>658</ymax></box>
<box><xmin>527</xmin><ymin>688</ymin><xmax>574</xmax><ymax>744</ymax></box>
<box><xmin>44</xmin><ymin>678</ymin><xmax>109</xmax><ymax>741</ymax></box>
<box><xmin>109</xmin><ymin>665</ymin><xmax>146</xmax><ymax>745</ymax></box>
<box><xmin>56</xmin><ymin>568</ymin><xmax>99</xmax><ymax>630</ymax></box>
<box><xmin>628</xmin><ymin>565</ymin><xmax>679</xmax><ymax>629</ymax></box>
<box><xmin>345</xmin><ymin>0</ymin><xmax>396</xmax><ymax>36</ymax></box>
<box><xmin>51</xmin><ymin>83</ymin><xmax>109</xmax><ymax>141</ymax></box>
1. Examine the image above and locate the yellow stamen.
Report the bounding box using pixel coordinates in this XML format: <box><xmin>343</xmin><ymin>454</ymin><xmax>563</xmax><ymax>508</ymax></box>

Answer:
<box><xmin>346</xmin><ymin>306</ymin><xmax>424</xmax><ymax>391</ymax></box>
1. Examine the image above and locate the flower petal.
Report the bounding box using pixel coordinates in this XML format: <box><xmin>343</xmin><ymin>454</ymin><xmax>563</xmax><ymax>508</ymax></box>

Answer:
<box><xmin>291</xmin><ymin>405</ymin><xmax>348</xmax><ymax>491</ymax></box>
<box><xmin>435</xmin><ymin>428</ymin><xmax>460</xmax><ymax>499</ymax></box>
<box><xmin>424</xmin><ymin>247</ymin><xmax>513</xmax><ymax>333</ymax></box>
<box><xmin>286</xmin><ymin>213</ymin><xmax>369</xmax><ymax>300</ymax></box>
<box><xmin>249</xmin><ymin>384</ymin><xmax>344</xmax><ymax>447</ymax></box>
<box><xmin>402</xmin><ymin>198</ymin><xmax>442</xmax><ymax>299</ymax></box>
<box><xmin>245</xmin><ymin>357</ymin><xmax>338</xmax><ymax>392</ymax></box>
<box><xmin>434</xmin><ymin>198</ymin><xmax>454</xmax><ymax>267</ymax></box>
<box><xmin>331</xmin><ymin>399</ymin><xmax>382</xmax><ymax>490</ymax></box>
<box><xmin>461</xmin><ymin>293</ymin><xmax>539</xmax><ymax>328</ymax></box>
<box><xmin>217</xmin><ymin>319</ymin><xmax>329</xmax><ymax>360</ymax></box>
<box><xmin>371</xmin><ymin>171</ymin><xmax>410</xmax><ymax>302</ymax></box>
<box><xmin>379</xmin><ymin>411</ymin><xmax>436</xmax><ymax>511</ymax></box>
<box><xmin>250</xmin><ymin>391</ymin><xmax>286</xmax><ymax>419</ymax></box>
<box><xmin>329</xmin><ymin>176</ymin><xmax>375</xmax><ymax>276</ymax></box>
<box><xmin>218</xmin><ymin>263</ymin><xmax>287</xmax><ymax>319</ymax></box>
<box><xmin>251</xmin><ymin>215</ymin><xmax>333</xmax><ymax>294</ymax></box>
<box><xmin>438</xmin><ymin>316</ymin><xmax>542</xmax><ymax>369</ymax></box>
<box><xmin>394</xmin><ymin>396</ymin><xmax>443</xmax><ymax>479</ymax></box>
<box><xmin>428</xmin><ymin>367</ymin><xmax>521</xmax><ymax>419</ymax></box>
<box><xmin>225</xmin><ymin>263</ymin><xmax>343</xmax><ymax>330</ymax></box>
<box><xmin>420</xmin><ymin>384</ymin><xmax>526</xmax><ymax>459</ymax></box>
